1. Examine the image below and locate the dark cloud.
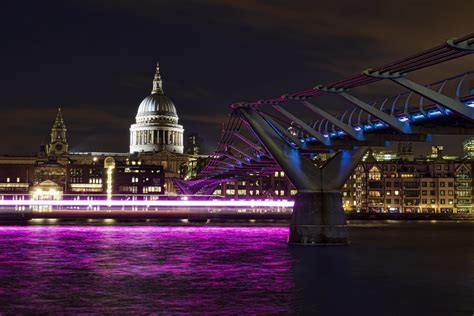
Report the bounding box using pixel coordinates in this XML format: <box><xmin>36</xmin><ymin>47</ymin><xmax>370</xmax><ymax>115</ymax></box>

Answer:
<box><xmin>1</xmin><ymin>0</ymin><xmax>472</xmax><ymax>156</ymax></box>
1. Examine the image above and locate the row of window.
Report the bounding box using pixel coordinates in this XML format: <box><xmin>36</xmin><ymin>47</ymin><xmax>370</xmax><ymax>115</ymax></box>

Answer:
<box><xmin>384</xmin><ymin>198</ymin><xmax>455</xmax><ymax>205</ymax></box>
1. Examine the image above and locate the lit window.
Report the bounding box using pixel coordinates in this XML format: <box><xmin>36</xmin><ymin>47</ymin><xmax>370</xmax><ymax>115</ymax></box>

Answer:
<box><xmin>394</xmin><ymin>190</ymin><xmax>400</xmax><ymax>196</ymax></box>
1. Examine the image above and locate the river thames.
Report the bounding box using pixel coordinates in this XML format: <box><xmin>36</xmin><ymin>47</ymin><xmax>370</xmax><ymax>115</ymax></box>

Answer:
<box><xmin>0</xmin><ymin>221</ymin><xmax>472</xmax><ymax>315</ymax></box>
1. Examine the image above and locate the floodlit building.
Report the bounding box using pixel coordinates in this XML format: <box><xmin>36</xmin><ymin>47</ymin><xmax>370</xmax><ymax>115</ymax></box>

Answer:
<box><xmin>0</xmin><ymin>63</ymin><xmax>203</xmax><ymax>198</ymax></box>
<box><xmin>212</xmin><ymin>147</ymin><xmax>473</xmax><ymax>214</ymax></box>
<box><xmin>341</xmin><ymin>151</ymin><xmax>473</xmax><ymax>213</ymax></box>
<box><xmin>463</xmin><ymin>137</ymin><xmax>474</xmax><ymax>160</ymax></box>
<box><xmin>129</xmin><ymin>63</ymin><xmax>184</xmax><ymax>154</ymax></box>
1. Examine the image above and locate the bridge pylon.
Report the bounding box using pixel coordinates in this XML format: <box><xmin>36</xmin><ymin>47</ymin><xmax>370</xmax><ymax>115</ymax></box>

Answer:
<box><xmin>239</xmin><ymin>106</ymin><xmax>368</xmax><ymax>245</ymax></box>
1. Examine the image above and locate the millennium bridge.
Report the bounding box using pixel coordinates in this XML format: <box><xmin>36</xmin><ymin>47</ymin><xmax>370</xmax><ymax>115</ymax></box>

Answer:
<box><xmin>175</xmin><ymin>33</ymin><xmax>474</xmax><ymax>245</ymax></box>
<box><xmin>2</xmin><ymin>34</ymin><xmax>473</xmax><ymax>245</ymax></box>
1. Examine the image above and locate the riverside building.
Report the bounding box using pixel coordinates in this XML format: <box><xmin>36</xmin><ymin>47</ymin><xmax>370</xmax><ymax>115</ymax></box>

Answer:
<box><xmin>0</xmin><ymin>64</ymin><xmax>202</xmax><ymax>199</ymax></box>
<box><xmin>212</xmin><ymin>144</ymin><xmax>474</xmax><ymax>214</ymax></box>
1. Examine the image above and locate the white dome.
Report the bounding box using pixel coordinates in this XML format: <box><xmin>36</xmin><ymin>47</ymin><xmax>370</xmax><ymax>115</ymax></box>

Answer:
<box><xmin>137</xmin><ymin>94</ymin><xmax>178</xmax><ymax>118</ymax></box>
<box><xmin>130</xmin><ymin>63</ymin><xmax>184</xmax><ymax>154</ymax></box>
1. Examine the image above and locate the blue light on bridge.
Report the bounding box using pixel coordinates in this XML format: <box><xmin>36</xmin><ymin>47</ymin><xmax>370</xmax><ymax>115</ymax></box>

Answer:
<box><xmin>466</xmin><ymin>100</ymin><xmax>474</xmax><ymax>108</ymax></box>
<box><xmin>374</xmin><ymin>122</ymin><xmax>386</xmax><ymax>128</ymax></box>
<box><xmin>412</xmin><ymin>113</ymin><xmax>426</xmax><ymax>120</ymax></box>
<box><xmin>354</xmin><ymin>126</ymin><xmax>362</xmax><ymax>131</ymax></box>
<box><xmin>428</xmin><ymin>110</ymin><xmax>443</xmax><ymax>117</ymax></box>
<box><xmin>398</xmin><ymin>116</ymin><xmax>409</xmax><ymax>122</ymax></box>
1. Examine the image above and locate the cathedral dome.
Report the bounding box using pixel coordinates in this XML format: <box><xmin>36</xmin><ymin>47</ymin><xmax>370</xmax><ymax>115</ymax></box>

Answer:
<box><xmin>130</xmin><ymin>62</ymin><xmax>184</xmax><ymax>154</ymax></box>
<box><xmin>137</xmin><ymin>94</ymin><xmax>177</xmax><ymax>118</ymax></box>
<box><xmin>136</xmin><ymin>63</ymin><xmax>178</xmax><ymax>119</ymax></box>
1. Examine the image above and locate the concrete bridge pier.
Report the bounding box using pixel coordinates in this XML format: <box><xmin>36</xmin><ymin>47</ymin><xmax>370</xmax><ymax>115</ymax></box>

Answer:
<box><xmin>289</xmin><ymin>191</ymin><xmax>347</xmax><ymax>244</ymax></box>
<box><xmin>239</xmin><ymin>106</ymin><xmax>368</xmax><ymax>245</ymax></box>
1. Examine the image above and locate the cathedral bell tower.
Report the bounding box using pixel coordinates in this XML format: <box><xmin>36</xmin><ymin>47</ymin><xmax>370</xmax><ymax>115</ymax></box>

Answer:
<box><xmin>46</xmin><ymin>107</ymin><xmax>68</xmax><ymax>156</ymax></box>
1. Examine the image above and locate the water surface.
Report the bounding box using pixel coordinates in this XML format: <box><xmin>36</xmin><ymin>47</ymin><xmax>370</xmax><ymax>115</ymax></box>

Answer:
<box><xmin>0</xmin><ymin>222</ymin><xmax>472</xmax><ymax>315</ymax></box>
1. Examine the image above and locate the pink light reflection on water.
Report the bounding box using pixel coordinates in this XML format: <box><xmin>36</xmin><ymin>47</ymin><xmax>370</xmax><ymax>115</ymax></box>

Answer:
<box><xmin>0</xmin><ymin>225</ymin><xmax>296</xmax><ymax>314</ymax></box>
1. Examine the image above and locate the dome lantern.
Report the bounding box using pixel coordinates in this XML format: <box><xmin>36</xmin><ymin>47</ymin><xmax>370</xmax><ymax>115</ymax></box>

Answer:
<box><xmin>152</xmin><ymin>62</ymin><xmax>163</xmax><ymax>95</ymax></box>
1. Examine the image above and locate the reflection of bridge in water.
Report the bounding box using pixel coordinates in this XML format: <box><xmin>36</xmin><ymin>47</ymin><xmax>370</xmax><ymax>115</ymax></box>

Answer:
<box><xmin>176</xmin><ymin>34</ymin><xmax>474</xmax><ymax>245</ymax></box>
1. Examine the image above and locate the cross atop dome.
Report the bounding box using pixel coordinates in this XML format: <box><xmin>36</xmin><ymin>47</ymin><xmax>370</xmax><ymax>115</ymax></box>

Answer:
<box><xmin>152</xmin><ymin>62</ymin><xmax>163</xmax><ymax>95</ymax></box>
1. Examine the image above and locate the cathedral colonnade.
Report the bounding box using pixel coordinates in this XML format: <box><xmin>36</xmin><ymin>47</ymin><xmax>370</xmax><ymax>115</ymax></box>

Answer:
<box><xmin>130</xmin><ymin>128</ymin><xmax>184</xmax><ymax>147</ymax></box>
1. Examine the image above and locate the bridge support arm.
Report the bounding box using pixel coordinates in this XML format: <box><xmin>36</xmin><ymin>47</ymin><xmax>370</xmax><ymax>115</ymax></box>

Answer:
<box><xmin>340</xmin><ymin>92</ymin><xmax>412</xmax><ymax>133</ymax></box>
<box><xmin>321</xmin><ymin>147</ymin><xmax>369</xmax><ymax>190</ymax></box>
<box><xmin>239</xmin><ymin>107</ymin><xmax>366</xmax><ymax>245</ymax></box>
<box><xmin>301</xmin><ymin>101</ymin><xmax>364</xmax><ymax>141</ymax></box>
<box><xmin>391</xmin><ymin>77</ymin><xmax>474</xmax><ymax>121</ymax></box>
<box><xmin>273</xmin><ymin>105</ymin><xmax>329</xmax><ymax>144</ymax></box>
<box><xmin>239</xmin><ymin>107</ymin><xmax>321</xmax><ymax>192</ymax></box>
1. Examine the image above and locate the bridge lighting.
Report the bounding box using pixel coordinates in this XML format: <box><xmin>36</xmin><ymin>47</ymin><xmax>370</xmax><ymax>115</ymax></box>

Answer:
<box><xmin>398</xmin><ymin>116</ymin><xmax>409</xmax><ymax>122</ymax></box>
<box><xmin>428</xmin><ymin>110</ymin><xmax>443</xmax><ymax>117</ymax></box>
<box><xmin>412</xmin><ymin>113</ymin><xmax>426</xmax><ymax>120</ymax></box>
<box><xmin>354</xmin><ymin>126</ymin><xmax>362</xmax><ymax>131</ymax></box>
<box><xmin>465</xmin><ymin>100</ymin><xmax>474</xmax><ymax>108</ymax></box>
<box><xmin>374</xmin><ymin>122</ymin><xmax>385</xmax><ymax>128</ymax></box>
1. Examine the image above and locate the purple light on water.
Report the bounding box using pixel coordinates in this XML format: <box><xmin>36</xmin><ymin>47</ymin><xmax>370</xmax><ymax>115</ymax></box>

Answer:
<box><xmin>0</xmin><ymin>199</ymin><xmax>295</xmax><ymax>208</ymax></box>
<box><xmin>0</xmin><ymin>225</ymin><xmax>294</xmax><ymax>314</ymax></box>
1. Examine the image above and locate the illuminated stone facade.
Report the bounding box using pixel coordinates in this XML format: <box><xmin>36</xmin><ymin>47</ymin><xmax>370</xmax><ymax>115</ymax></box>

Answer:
<box><xmin>0</xmin><ymin>62</ymin><xmax>203</xmax><ymax>198</ymax></box>
<box><xmin>129</xmin><ymin>63</ymin><xmax>184</xmax><ymax>154</ymax></box>
<box><xmin>341</xmin><ymin>152</ymin><xmax>473</xmax><ymax>213</ymax></box>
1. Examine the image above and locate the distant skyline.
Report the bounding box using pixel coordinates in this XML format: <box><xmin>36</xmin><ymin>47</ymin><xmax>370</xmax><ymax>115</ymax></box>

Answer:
<box><xmin>1</xmin><ymin>0</ymin><xmax>473</xmax><ymax>155</ymax></box>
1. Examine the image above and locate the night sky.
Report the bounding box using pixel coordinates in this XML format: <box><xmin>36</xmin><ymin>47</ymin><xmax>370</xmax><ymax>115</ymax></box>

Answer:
<box><xmin>1</xmin><ymin>0</ymin><xmax>473</xmax><ymax>155</ymax></box>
